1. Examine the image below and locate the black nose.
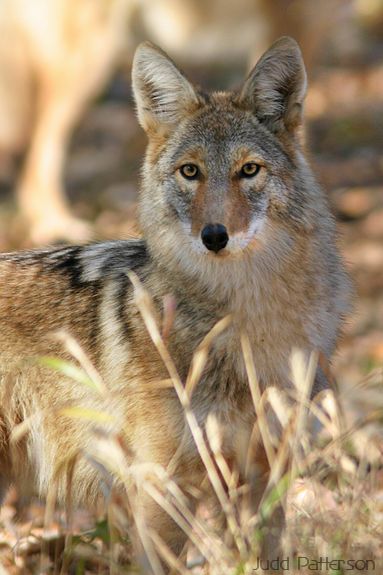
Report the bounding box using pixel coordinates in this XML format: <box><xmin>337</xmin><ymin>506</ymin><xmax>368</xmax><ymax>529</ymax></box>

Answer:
<box><xmin>201</xmin><ymin>223</ymin><xmax>229</xmax><ymax>253</ymax></box>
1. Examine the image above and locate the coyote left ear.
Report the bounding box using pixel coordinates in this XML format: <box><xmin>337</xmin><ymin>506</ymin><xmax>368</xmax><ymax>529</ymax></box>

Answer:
<box><xmin>239</xmin><ymin>37</ymin><xmax>307</xmax><ymax>134</ymax></box>
<box><xmin>132</xmin><ymin>42</ymin><xmax>201</xmax><ymax>133</ymax></box>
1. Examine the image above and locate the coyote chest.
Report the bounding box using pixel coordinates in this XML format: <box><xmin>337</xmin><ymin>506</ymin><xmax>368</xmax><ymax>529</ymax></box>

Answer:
<box><xmin>165</xmin><ymin>282</ymin><xmax>302</xmax><ymax>413</ymax></box>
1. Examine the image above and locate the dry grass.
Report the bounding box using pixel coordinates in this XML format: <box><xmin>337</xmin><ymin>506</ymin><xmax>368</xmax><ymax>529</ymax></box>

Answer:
<box><xmin>1</xmin><ymin>277</ymin><xmax>383</xmax><ymax>574</ymax></box>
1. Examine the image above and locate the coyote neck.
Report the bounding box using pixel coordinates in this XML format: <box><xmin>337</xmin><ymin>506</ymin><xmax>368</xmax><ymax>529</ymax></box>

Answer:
<box><xmin>147</xmin><ymin>237</ymin><xmax>312</xmax><ymax>392</ymax></box>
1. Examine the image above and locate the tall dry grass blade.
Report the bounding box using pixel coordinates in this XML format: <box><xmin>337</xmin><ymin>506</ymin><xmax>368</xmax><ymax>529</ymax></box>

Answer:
<box><xmin>54</xmin><ymin>330</ymin><xmax>106</xmax><ymax>395</ymax></box>
<box><xmin>183</xmin><ymin>408</ymin><xmax>246</xmax><ymax>556</ymax></box>
<box><xmin>143</xmin><ymin>466</ymin><xmax>223</xmax><ymax>563</ymax></box>
<box><xmin>241</xmin><ymin>332</ymin><xmax>276</xmax><ymax>468</ymax></box>
<box><xmin>185</xmin><ymin>315</ymin><xmax>232</xmax><ymax>398</ymax></box>
<box><xmin>107</xmin><ymin>505</ymin><xmax>123</xmax><ymax>575</ymax></box>
<box><xmin>206</xmin><ymin>413</ymin><xmax>237</xmax><ymax>493</ymax></box>
<box><xmin>149</xmin><ymin>529</ymin><xmax>190</xmax><ymax>575</ymax></box>
<box><xmin>41</xmin><ymin>479</ymin><xmax>58</xmax><ymax>575</ymax></box>
<box><xmin>265</xmin><ymin>386</ymin><xmax>292</xmax><ymax>429</ymax></box>
<box><xmin>128</xmin><ymin>272</ymin><xmax>185</xmax><ymax>403</ymax></box>
<box><xmin>10</xmin><ymin>411</ymin><xmax>45</xmax><ymax>444</ymax></box>
<box><xmin>59</xmin><ymin>456</ymin><xmax>79</xmax><ymax>575</ymax></box>
<box><xmin>59</xmin><ymin>406</ymin><xmax>115</xmax><ymax>424</ymax></box>
<box><xmin>290</xmin><ymin>349</ymin><xmax>317</xmax><ymax>475</ymax></box>
<box><xmin>320</xmin><ymin>389</ymin><xmax>342</xmax><ymax>440</ymax></box>
<box><xmin>142</xmin><ymin>481</ymin><xmax>212</xmax><ymax>561</ymax></box>
<box><xmin>129</xmin><ymin>489</ymin><xmax>166</xmax><ymax>575</ymax></box>
<box><xmin>129</xmin><ymin>272</ymin><xmax>247</xmax><ymax>557</ymax></box>
<box><xmin>256</xmin><ymin>420</ymin><xmax>294</xmax><ymax>522</ymax></box>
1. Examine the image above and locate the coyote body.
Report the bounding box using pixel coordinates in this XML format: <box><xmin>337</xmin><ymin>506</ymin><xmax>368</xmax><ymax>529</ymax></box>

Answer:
<box><xmin>0</xmin><ymin>38</ymin><xmax>351</xmax><ymax>566</ymax></box>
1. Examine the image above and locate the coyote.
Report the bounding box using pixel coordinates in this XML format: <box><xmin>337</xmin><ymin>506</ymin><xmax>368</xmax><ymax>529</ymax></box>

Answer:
<box><xmin>0</xmin><ymin>38</ymin><xmax>351</xmax><ymax>570</ymax></box>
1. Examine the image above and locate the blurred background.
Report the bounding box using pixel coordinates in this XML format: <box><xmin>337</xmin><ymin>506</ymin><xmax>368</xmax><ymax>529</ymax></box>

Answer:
<box><xmin>0</xmin><ymin>0</ymin><xmax>382</xmax><ymax>386</ymax></box>
<box><xmin>0</xmin><ymin>2</ymin><xmax>382</xmax><ymax>572</ymax></box>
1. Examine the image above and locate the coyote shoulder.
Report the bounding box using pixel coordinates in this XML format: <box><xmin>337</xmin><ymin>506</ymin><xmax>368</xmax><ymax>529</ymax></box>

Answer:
<box><xmin>0</xmin><ymin>37</ymin><xmax>351</xmax><ymax>569</ymax></box>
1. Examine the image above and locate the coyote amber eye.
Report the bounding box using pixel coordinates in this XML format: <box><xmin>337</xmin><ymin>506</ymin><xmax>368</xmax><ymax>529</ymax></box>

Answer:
<box><xmin>240</xmin><ymin>162</ymin><xmax>261</xmax><ymax>178</ymax></box>
<box><xmin>179</xmin><ymin>164</ymin><xmax>199</xmax><ymax>180</ymax></box>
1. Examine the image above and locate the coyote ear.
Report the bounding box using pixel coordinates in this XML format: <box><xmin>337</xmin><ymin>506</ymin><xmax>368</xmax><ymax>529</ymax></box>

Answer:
<box><xmin>239</xmin><ymin>37</ymin><xmax>307</xmax><ymax>134</ymax></box>
<box><xmin>132</xmin><ymin>42</ymin><xmax>200</xmax><ymax>132</ymax></box>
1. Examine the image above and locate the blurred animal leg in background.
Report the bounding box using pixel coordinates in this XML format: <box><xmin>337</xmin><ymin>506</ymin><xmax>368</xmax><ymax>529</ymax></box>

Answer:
<box><xmin>15</xmin><ymin>0</ymin><xmax>136</xmax><ymax>245</ymax></box>
<box><xmin>16</xmin><ymin>77</ymin><xmax>93</xmax><ymax>245</ymax></box>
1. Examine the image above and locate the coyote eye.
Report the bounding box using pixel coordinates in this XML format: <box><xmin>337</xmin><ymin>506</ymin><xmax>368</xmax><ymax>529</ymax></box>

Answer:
<box><xmin>239</xmin><ymin>162</ymin><xmax>261</xmax><ymax>178</ymax></box>
<box><xmin>179</xmin><ymin>164</ymin><xmax>199</xmax><ymax>180</ymax></box>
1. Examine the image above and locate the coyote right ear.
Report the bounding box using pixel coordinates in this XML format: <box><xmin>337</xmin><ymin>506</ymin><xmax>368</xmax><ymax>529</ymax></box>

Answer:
<box><xmin>132</xmin><ymin>42</ymin><xmax>200</xmax><ymax>133</ymax></box>
<box><xmin>239</xmin><ymin>37</ymin><xmax>307</xmax><ymax>135</ymax></box>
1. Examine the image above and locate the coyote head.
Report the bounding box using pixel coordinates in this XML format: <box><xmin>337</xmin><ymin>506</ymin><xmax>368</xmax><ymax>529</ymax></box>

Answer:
<box><xmin>132</xmin><ymin>38</ymin><xmax>323</xmax><ymax>277</ymax></box>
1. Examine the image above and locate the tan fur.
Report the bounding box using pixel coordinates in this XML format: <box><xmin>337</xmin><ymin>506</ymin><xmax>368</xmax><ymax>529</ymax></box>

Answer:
<box><xmin>0</xmin><ymin>39</ymin><xmax>352</xmax><ymax>572</ymax></box>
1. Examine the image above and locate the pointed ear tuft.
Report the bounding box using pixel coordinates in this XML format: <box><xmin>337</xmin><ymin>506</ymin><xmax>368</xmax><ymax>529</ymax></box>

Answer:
<box><xmin>132</xmin><ymin>42</ymin><xmax>200</xmax><ymax>133</ymax></box>
<box><xmin>239</xmin><ymin>36</ymin><xmax>307</xmax><ymax>134</ymax></box>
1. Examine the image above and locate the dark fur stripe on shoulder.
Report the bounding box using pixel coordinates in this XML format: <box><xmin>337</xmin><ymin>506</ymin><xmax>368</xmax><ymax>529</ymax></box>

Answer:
<box><xmin>0</xmin><ymin>240</ymin><xmax>149</xmax><ymax>287</ymax></box>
